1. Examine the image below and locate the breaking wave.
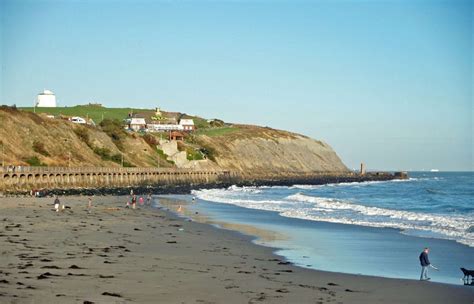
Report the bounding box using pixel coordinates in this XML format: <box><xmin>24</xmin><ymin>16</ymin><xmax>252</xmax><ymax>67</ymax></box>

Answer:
<box><xmin>192</xmin><ymin>185</ymin><xmax>474</xmax><ymax>247</ymax></box>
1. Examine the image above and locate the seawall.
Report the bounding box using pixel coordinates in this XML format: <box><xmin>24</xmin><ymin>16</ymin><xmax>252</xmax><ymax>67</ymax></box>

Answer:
<box><xmin>0</xmin><ymin>166</ymin><xmax>407</xmax><ymax>196</ymax></box>
<box><xmin>0</xmin><ymin>167</ymin><xmax>235</xmax><ymax>193</ymax></box>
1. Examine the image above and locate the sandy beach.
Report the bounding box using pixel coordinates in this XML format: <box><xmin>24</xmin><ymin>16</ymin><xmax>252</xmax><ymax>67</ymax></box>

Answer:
<box><xmin>0</xmin><ymin>195</ymin><xmax>472</xmax><ymax>304</ymax></box>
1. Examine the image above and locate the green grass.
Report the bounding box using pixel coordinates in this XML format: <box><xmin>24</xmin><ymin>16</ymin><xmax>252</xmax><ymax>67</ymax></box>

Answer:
<box><xmin>19</xmin><ymin>105</ymin><xmax>155</xmax><ymax>124</ymax></box>
<box><xmin>194</xmin><ymin>127</ymin><xmax>237</xmax><ymax>137</ymax></box>
<box><xmin>186</xmin><ymin>147</ymin><xmax>204</xmax><ymax>161</ymax></box>
<box><xmin>24</xmin><ymin>156</ymin><xmax>47</xmax><ymax>166</ymax></box>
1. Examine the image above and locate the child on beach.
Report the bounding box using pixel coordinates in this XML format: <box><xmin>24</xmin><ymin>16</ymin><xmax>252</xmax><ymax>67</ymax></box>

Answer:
<box><xmin>139</xmin><ymin>197</ymin><xmax>144</xmax><ymax>205</ymax></box>
<box><xmin>131</xmin><ymin>195</ymin><xmax>137</xmax><ymax>209</ymax></box>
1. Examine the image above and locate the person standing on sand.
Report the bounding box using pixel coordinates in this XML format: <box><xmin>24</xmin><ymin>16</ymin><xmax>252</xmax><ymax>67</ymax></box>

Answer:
<box><xmin>147</xmin><ymin>194</ymin><xmax>152</xmax><ymax>206</ymax></box>
<box><xmin>131</xmin><ymin>195</ymin><xmax>137</xmax><ymax>209</ymax></box>
<box><xmin>419</xmin><ymin>247</ymin><xmax>437</xmax><ymax>280</ymax></box>
<box><xmin>87</xmin><ymin>196</ymin><xmax>92</xmax><ymax>213</ymax></box>
<box><xmin>54</xmin><ymin>196</ymin><xmax>60</xmax><ymax>213</ymax></box>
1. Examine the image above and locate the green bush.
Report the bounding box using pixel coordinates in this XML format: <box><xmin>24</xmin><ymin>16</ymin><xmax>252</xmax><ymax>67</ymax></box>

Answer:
<box><xmin>156</xmin><ymin>149</ymin><xmax>168</xmax><ymax>160</ymax></box>
<box><xmin>186</xmin><ymin>147</ymin><xmax>204</xmax><ymax>161</ymax></box>
<box><xmin>25</xmin><ymin>156</ymin><xmax>46</xmax><ymax>166</ymax></box>
<box><xmin>99</xmin><ymin>119</ymin><xmax>126</xmax><ymax>150</ymax></box>
<box><xmin>73</xmin><ymin>127</ymin><xmax>91</xmax><ymax>146</ymax></box>
<box><xmin>122</xmin><ymin>161</ymin><xmax>135</xmax><ymax>167</ymax></box>
<box><xmin>32</xmin><ymin>141</ymin><xmax>50</xmax><ymax>156</ymax></box>
<box><xmin>92</xmin><ymin>147</ymin><xmax>134</xmax><ymax>167</ymax></box>
<box><xmin>93</xmin><ymin>147</ymin><xmax>112</xmax><ymax>160</ymax></box>
<box><xmin>198</xmin><ymin>145</ymin><xmax>217</xmax><ymax>161</ymax></box>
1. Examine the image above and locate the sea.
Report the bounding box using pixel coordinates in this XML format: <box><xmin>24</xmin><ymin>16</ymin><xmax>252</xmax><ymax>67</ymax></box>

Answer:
<box><xmin>167</xmin><ymin>172</ymin><xmax>474</xmax><ymax>285</ymax></box>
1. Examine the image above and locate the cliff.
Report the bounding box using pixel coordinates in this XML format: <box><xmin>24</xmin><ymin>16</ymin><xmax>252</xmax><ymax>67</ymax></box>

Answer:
<box><xmin>193</xmin><ymin>125</ymin><xmax>348</xmax><ymax>177</ymax></box>
<box><xmin>0</xmin><ymin>106</ymin><xmax>348</xmax><ymax>178</ymax></box>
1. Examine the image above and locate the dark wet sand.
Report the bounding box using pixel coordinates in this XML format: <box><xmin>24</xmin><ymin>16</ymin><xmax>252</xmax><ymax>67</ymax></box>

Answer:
<box><xmin>0</xmin><ymin>196</ymin><xmax>472</xmax><ymax>303</ymax></box>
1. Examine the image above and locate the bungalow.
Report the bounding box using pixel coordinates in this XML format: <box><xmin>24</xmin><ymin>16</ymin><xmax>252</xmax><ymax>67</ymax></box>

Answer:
<box><xmin>128</xmin><ymin>117</ymin><xmax>147</xmax><ymax>131</ymax></box>
<box><xmin>179</xmin><ymin>119</ymin><xmax>195</xmax><ymax>131</ymax></box>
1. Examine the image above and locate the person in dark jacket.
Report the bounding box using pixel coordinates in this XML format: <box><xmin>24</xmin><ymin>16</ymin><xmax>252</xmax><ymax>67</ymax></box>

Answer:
<box><xmin>419</xmin><ymin>247</ymin><xmax>431</xmax><ymax>280</ymax></box>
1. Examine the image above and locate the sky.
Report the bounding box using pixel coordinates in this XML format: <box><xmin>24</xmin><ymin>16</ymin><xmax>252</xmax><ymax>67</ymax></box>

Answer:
<box><xmin>0</xmin><ymin>0</ymin><xmax>472</xmax><ymax>171</ymax></box>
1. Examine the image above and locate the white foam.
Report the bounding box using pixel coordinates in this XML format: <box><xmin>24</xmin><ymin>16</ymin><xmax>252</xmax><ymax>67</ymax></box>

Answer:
<box><xmin>192</xmin><ymin>187</ymin><xmax>474</xmax><ymax>247</ymax></box>
<box><xmin>291</xmin><ymin>178</ymin><xmax>427</xmax><ymax>190</ymax></box>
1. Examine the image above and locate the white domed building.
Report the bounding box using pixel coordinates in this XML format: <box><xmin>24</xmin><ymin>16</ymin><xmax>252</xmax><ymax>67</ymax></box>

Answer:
<box><xmin>36</xmin><ymin>90</ymin><xmax>57</xmax><ymax>107</ymax></box>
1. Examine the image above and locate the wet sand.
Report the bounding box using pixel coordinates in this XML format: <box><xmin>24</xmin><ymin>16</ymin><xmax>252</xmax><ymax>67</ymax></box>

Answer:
<box><xmin>0</xmin><ymin>196</ymin><xmax>472</xmax><ymax>303</ymax></box>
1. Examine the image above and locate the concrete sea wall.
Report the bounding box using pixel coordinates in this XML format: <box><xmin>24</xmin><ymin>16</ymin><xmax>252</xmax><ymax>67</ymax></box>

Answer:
<box><xmin>0</xmin><ymin>167</ymin><xmax>235</xmax><ymax>193</ymax></box>
<box><xmin>0</xmin><ymin>166</ymin><xmax>407</xmax><ymax>195</ymax></box>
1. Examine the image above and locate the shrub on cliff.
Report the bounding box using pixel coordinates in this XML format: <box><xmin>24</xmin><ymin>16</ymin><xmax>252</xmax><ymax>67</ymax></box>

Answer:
<box><xmin>142</xmin><ymin>133</ymin><xmax>159</xmax><ymax>147</ymax></box>
<box><xmin>93</xmin><ymin>147</ymin><xmax>113</xmax><ymax>160</ymax></box>
<box><xmin>99</xmin><ymin>119</ymin><xmax>127</xmax><ymax>150</ymax></box>
<box><xmin>25</xmin><ymin>156</ymin><xmax>46</xmax><ymax>166</ymax></box>
<box><xmin>32</xmin><ymin>140</ymin><xmax>50</xmax><ymax>157</ymax></box>
<box><xmin>198</xmin><ymin>146</ymin><xmax>216</xmax><ymax>161</ymax></box>
<box><xmin>186</xmin><ymin>147</ymin><xmax>204</xmax><ymax>161</ymax></box>
<box><xmin>73</xmin><ymin>127</ymin><xmax>91</xmax><ymax>147</ymax></box>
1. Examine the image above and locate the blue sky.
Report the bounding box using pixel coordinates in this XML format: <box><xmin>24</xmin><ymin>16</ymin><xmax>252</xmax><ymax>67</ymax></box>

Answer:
<box><xmin>0</xmin><ymin>0</ymin><xmax>472</xmax><ymax>171</ymax></box>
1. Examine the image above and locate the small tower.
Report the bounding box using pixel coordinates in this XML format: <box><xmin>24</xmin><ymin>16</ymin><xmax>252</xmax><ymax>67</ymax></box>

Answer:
<box><xmin>36</xmin><ymin>90</ymin><xmax>57</xmax><ymax>107</ymax></box>
<box><xmin>360</xmin><ymin>163</ymin><xmax>366</xmax><ymax>175</ymax></box>
<box><xmin>155</xmin><ymin>107</ymin><xmax>162</xmax><ymax>117</ymax></box>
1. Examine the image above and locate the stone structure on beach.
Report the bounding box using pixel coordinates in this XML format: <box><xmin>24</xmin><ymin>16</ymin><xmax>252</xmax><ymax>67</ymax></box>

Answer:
<box><xmin>0</xmin><ymin>167</ymin><xmax>234</xmax><ymax>192</ymax></box>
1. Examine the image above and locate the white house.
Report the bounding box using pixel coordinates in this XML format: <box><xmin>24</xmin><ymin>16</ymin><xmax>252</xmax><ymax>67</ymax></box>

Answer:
<box><xmin>70</xmin><ymin>116</ymin><xmax>87</xmax><ymax>124</ymax></box>
<box><xmin>36</xmin><ymin>90</ymin><xmax>57</xmax><ymax>107</ymax></box>
<box><xmin>179</xmin><ymin>119</ymin><xmax>195</xmax><ymax>131</ymax></box>
<box><xmin>128</xmin><ymin>118</ymin><xmax>147</xmax><ymax>131</ymax></box>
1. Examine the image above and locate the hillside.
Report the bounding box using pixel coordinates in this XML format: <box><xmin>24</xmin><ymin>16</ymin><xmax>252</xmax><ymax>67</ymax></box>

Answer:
<box><xmin>2</xmin><ymin>106</ymin><xmax>348</xmax><ymax>177</ymax></box>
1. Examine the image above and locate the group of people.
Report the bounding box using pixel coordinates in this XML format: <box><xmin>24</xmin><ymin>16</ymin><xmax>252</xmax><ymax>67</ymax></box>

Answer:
<box><xmin>51</xmin><ymin>190</ymin><xmax>153</xmax><ymax>213</ymax></box>
<box><xmin>126</xmin><ymin>190</ymin><xmax>152</xmax><ymax>209</ymax></box>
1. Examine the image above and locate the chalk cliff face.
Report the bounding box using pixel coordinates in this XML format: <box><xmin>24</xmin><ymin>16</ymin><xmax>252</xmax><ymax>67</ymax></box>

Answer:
<box><xmin>0</xmin><ymin>107</ymin><xmax>348</xmax><ymax>177</ymax></box>
<box><xmin>194</xmin><ymin>126</ymin><xmax>348</xmax><ymax>177</ymax></box>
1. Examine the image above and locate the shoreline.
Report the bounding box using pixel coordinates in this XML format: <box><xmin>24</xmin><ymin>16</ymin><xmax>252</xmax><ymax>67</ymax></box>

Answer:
<box><xmin>161</xmin><ymin>195</ymin><xmax>474</xmax><ymax>285</ymax></box>
<box><xmin>0</xmin><ymin>195</ymin><xmax>472</xmax><ymax>303</ymax></box>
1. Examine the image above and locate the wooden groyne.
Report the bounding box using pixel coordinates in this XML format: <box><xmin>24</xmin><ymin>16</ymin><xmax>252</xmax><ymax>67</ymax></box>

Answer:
<box><xmin>0</xmin><ymin>167</ymin><xmax>235</xmax><ymax>192</ymax></box>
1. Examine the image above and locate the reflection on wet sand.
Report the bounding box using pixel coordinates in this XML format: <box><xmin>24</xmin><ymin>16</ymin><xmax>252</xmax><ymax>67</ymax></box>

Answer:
<box><xmin>158</xmin><ymin>197</ymin><xmax>287</xmax><ymax>243</ymax></box>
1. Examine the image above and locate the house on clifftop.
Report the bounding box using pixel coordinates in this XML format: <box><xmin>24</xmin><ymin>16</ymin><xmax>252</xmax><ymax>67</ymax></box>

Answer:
<box><xmin>179</xmin><ymin>119</ymin><xmax>195</xmax><ymax>131</ymax></box>
<box><xmin>128</xmin><ymin>117</ymin><xmax>147</xmax><ymax>131</ymax></box>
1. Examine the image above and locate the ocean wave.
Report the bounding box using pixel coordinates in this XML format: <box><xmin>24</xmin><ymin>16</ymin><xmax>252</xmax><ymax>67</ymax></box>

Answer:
<box><xmin>291</xmin><ymin>178</ymin><xmax>430</xmax><ymax>190</ymax></box>
<box><xmin>192</xmin><ymin>188</ymin><xmax>474</xmax><ymax>247</ymax></box>
<box><xmin>287</xmin><ymin>193</ymin><xmax>473</xmax><ymax>246</ymax></box>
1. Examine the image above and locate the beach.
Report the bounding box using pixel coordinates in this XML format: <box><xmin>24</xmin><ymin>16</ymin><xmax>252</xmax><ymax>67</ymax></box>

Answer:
<box><xmin>0</xmin><ymin>195</ymin><xmax>473</xmax><ymax>304</ymax></box>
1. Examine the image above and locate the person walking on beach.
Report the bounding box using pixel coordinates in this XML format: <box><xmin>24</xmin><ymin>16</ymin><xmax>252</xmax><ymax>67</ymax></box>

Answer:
<box><xmin>419</xmin><ymin>247</ymin><xmax>438</xmax><ymax>280</ymax></box>
<box><xmin>131</xmin><ymin>194</ymin><xmax>137</xmax><ymax>209</ymax></box>
<box><xmin>146</xmin><ymin>194</ymin><xmax>152</xmax><ymax>206</ymax></box>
